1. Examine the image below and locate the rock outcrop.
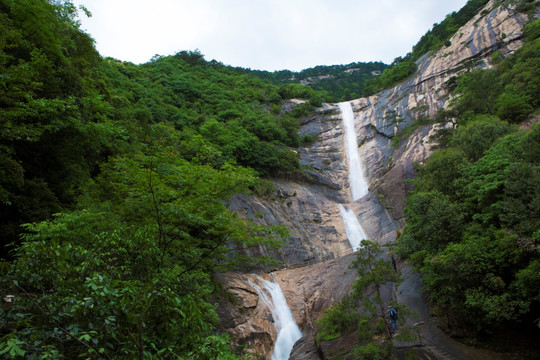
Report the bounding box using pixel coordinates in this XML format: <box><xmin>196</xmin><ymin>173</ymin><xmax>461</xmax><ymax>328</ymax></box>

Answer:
<box><xmin>352</xmin><ymin>0</ymin><xmax>532</xmax><ymax>221</ymax></box>
<box><xmin>216</xmin><ymin>274</ymin><xmax>277</xmax><ymax>357</ymax></box>
<box><xmin>219</xmin><ymin>255</ymin><xmax>357</xmax><ymax>359</ymax></box>
<box><xmin>220</xmin><ymin>1</ymin><xmax>536</xmax><ymax>358</ymax></box>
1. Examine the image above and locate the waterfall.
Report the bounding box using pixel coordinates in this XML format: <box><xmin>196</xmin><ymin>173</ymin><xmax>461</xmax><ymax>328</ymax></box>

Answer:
<box><xmin>246</xmin><ymin>276</ymin><xmax>302</xmax><ymax>360</ymax></box>
<box><xmin>339</xmin><ymin>102</ymin><xmax>368</xmax><ymax>201</ymax></box>
<box><xmin>338</xmin><ymin>204</ymin><xmax>368</xmax><ymax>251</ymax></box>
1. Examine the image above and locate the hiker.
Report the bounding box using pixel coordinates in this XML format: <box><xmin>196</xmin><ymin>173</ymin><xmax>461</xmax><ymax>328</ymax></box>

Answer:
<box><xmin>388</xmin><ymin>305</ymin><xmax>398</xmax><ymax>332</ymax></box>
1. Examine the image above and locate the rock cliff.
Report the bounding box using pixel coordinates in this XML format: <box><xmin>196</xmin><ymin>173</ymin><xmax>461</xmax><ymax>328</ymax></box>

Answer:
<box><xmin>355</xmin><ymin>0</ymin><xmax>532</xmax><ymax>222</ymax></box>
<box><xmin>220</xmin><ymin>1</ymin><xmax>536</xmax><ymax>358</ymax></box>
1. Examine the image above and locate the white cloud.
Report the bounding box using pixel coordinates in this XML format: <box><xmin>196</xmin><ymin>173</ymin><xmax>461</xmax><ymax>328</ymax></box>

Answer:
<box><xmin>74</xmin><ymin>0</ymin><xmax>469</xmax><ymax>71</ymax></box>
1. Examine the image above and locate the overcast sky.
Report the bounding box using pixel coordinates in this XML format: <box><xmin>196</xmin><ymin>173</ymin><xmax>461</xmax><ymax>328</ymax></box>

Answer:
<box><xmin>73</xmin><ymin>0</ymin><xmax>469</xmax><ymax>71</ymax></box>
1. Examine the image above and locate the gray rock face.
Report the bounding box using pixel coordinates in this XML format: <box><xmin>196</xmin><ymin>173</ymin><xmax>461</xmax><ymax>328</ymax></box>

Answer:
<box><xmin>221</xmin><ymin>1</ymin><xmax>535</xmax><ymax>358</ymax></box>
<box><xmin>352</xmin><ymin>0</ymin><xmax>531</xmax><ymax>221</ymax></box>
<box><xmin>228</xmin><ymin>182</ymin><xmax>352</xmax><ymax>268</ymax></box>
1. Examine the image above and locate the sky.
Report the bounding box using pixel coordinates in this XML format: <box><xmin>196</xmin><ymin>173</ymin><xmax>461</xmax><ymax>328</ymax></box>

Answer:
<box><xmin>73</xmin><ymin>0</ymin><xmax>469</xmax><ymax>72</ymax></box>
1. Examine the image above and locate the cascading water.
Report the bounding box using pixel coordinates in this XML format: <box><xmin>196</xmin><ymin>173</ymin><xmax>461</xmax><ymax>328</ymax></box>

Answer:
<box><xmin>339</xmin><ymin>102</ymin><xmax>369</xmax><ymax>251</ymax></box>
<box><xmin>246</xmin><ymin>276</ymin><xmax>302</xmax><ymax>360</ymax></box>
<box><xmin>339</xmin><ymin>102</ymin><xmax>368</xmax><ymax>201</ymax></box>
<box><xmin>338</xmin><ymin>204</ymin><xmax>368</xmax><ymax>251</ymax></box>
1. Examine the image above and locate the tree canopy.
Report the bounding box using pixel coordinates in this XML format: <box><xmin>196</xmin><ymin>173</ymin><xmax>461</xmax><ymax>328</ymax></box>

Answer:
<box><xmin>250</xmin><ymin>62</ymin><xmax>388</xmax><ymax>102</ymax></box>
<box><xmin>396</xmin><ymin>18</ymin><xmax>540</xmax><ymax>351</ymax></box>
<box><xmin>0</xmin><ymin>1</ymin><xmax>306</xmax><ymax>358</ymax></box>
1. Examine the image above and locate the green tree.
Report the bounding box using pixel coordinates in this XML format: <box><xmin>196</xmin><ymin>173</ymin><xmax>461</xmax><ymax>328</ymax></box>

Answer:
<box><xmin>494</xmin><ymin>92</ymin><xmax>533</xmax><ymax>123</ymax></box>
<box><xmin>1</xmin><ymin>149</ymin><xmax>283</xmax><ymax>359</ymax></box>
<box><xmin>450</xmin><ymin>116</ymin><xmax>514</xmax><ymax>161</ymax></box>
<box><xmin>0</xmin><ymin>0</ymin><xmax>117</xmax><ymax>257</ymax></box>
<box><xmin>399</xmin><ymin>125</ymin><xmax>540</xmax><ymax>339</ymax></box>
<box><xmin>316</xmin><ymin>241</ymin><xmax>407</xmax><ymax>358</ymax></box>
<box><xmin>415</xmin><ymin>148</ymin><xmax>470</xmax><ymax>195</ymax></box>
<box><xmin>421</xmin><ymin>228</ymin><xmax>537</xmax><ymax>333</ymax></box>
<box><xmin>398</xmin><ymin>191</ymin><xmax>465</xmax><ymax>258</ymax></box>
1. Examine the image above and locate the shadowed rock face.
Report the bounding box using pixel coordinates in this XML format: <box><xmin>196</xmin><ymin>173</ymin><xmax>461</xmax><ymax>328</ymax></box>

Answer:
<box><xmin>220</xmin><ymin>1</ymin><xmax>535</xmax><ymax>358</ymax></box>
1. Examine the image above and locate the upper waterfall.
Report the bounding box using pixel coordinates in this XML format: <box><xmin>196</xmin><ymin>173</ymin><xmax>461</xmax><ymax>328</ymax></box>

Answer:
<box><xmin>339</xmin><ymin>102</ymin><xmax>368</xmax><ymax>201</ymax></box>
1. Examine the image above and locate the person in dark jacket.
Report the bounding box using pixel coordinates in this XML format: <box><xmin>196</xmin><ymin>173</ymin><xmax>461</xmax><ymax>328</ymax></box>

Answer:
<box><xmin>388</xmin><ymin>305</ymin><xmax>398</xmax><ymax>332</ymax></box>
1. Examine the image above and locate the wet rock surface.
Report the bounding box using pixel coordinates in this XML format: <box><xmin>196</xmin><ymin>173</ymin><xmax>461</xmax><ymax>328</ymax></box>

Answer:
<box><xmin>218</xmin><ymin>255</ymin><xmax>358</xmax><ymax>359</ymax></box>
<box><xmin>288</xmin><ymin>333</ymin><xmax>321</xmax><ymax>360</ymax></box>
<box><xmin>346</xmin><ymin>0</ymin><xmax>531</xmax><ymax>223</ymax></box>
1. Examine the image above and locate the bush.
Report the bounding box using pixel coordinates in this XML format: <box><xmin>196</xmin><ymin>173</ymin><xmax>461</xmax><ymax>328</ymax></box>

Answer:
<box><xmin>494</xmin><ymin>92</ymin><xmax>534</xmax><ymax>122</ymax></box>
<box><xmin>315</xmin><ymin>296</ymin><xmax>360</xmax><ymax>343</ymax></box>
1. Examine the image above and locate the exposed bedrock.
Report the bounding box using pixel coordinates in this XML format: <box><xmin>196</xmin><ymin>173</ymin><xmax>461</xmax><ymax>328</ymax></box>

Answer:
<box><xmin>348</xmin><ymin>1</ymin><xmax>531</xmax><ymax>222</ymax></box>
<box><xmin>218</xmin><ymin>254</ymin><xmax>357</xmax><ymax>359</ymax></box>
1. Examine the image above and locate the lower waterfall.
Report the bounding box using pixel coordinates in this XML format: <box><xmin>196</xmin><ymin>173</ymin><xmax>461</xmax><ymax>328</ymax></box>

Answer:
<box><xmin>246</xmin><ymin>276</ymin><xmax>302</xmax><ymax>360</ymax></box>
<box><xmin>338</xmin><ymin>204</ymin><xmax>368</xmax><ymax>251</ymax></box>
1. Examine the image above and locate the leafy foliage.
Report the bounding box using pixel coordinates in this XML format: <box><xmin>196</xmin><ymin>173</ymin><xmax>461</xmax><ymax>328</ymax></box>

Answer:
<box><xmin>0</xmin><ymin>0</ymin><xmax>114</xmax><ymax>256</ymax></box>
<box><xmin>364</xmin><ymin>60</ymin><xmax>418</xmax><ymax>96</ymax></box>
<box><xmin>400</xmin><ymin>122</ymin><xmax>540</xmax><ymax>338</ymax></box>
<box><xmin>451</xmin><ymin>24</ymin><xmax>540</xmax><ymax>124</ymax></box>
<box><xmin>315</xmin><ymin>241</ymin><xmax>407</xmax><ymax>356</ymax></box>
<box><xmin>314</xmin><ymin>295</ymin><xmax>361</xmax><ymax>342</ymax></box>
<box><xmin>396</xmin><ymin>21</ymin><xmax>540</xmax><ymax>343</ymax></box>
<box><xmin>1</xmin><ymin>149</ymin><xmax>283</xmax><ymax>359</ymax></box>
<box><xmin>0</xmin><ymin>0</ymin><xmax>317</xmax><ymax>258</ymax></box>
<box><xmin>0</xmin><ymin>1</ymin><xmax>303</xmax><ymax>358</ymax></box>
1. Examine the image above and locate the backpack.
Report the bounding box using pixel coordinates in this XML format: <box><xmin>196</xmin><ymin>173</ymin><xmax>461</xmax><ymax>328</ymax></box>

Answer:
<box><xmin>389</xmin><ymin>308</ymin><xmax>397</xmax><ymax>320</ymax></box>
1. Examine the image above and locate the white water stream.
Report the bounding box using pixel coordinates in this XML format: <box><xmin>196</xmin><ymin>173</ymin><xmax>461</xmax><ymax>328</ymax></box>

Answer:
<box><xmin>338</xmin><ymin>102</ymin><xmax>369</xmax><ymax>251</ymax></box>
<box><xmin>241</xmin><ymin>103</ymin><xmax>371</xmax><ymax>357</ymax></box>
<box><xmin>246</xmin><ymin>276</ymin><xmax>302</xmax><ymax>360</ymax></box>
<box><xmin>339</xmin><ymin>102</ymin><xmax>368</xmax><ymax>201</ymax></box>
<box><xmin>338</xmin><ymin>204</ymin><xmax>368</xmax><ymax>251</ymax></box>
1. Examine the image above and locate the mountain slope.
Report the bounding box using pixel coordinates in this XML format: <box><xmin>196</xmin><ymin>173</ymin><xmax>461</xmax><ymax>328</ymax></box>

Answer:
<box><xmin>250</xmin><ymin>61</ymin><xmax>388</xmax><ymax>102</ymax></box>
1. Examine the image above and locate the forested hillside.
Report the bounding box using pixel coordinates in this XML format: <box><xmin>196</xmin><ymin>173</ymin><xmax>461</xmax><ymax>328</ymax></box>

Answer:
<box><xmin>0</xmin><ymin>0</ymin><xmax>318</xmax><ymax>358</ymax></box>
<box><xmin>0</xmin><ymin>0</ymin><xmax>327</xmax><ymax>258</ymax></box>
<box><xmin>1</xmin><ymin>0</ymin><xmax>539</xmax><ymax>358</ymax></box>
<box><xmin>396</xmin><ymin>15</ymin><xmax>540</xmax><ymax>353</ymax></box>
<box><xmin>250</xmin><ymin>61</ymin><xmax>387</xmax><ymax>102</ymax></box>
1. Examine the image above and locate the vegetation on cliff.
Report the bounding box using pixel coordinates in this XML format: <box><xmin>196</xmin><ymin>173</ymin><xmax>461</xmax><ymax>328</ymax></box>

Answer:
<box><xmin>313</xmin><ymin>4</ymin><xmax>540</xmax><ymax>357</ymax></box>
<box><xmin>396</xmin><ymin>16</ymin><xmax>540</xmax><ymax>352</ymax></box>
<box><xmin>0</xmin><ymin>0</ymin><xmax>304</xmax><ymax>358</ymax></box>
<box><xmin>363</xmin><ymin>0</ymin><xmax>491</xmax><ymax>95</ymax></box>
<box><xmin>251</xmin><ymin>0</ymin><xmax>494</xmax><ymax>100</ymax></box>
<box><xmin>315</xmin><ymin>241</ymin><xmax>413</xmax><ymax>358</ymax></box>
